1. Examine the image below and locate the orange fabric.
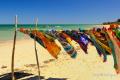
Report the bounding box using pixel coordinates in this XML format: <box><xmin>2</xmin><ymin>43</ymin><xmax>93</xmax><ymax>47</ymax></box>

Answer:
<box><xmin>61</xmin><ymin>32</ymin><xmax>72</xmax><ymax>41</ymax></box>
<box><xmin>62</xmin><ymin>32</ymin><xmax>70</xmax><ymax>38</ymax></box>
<box><xmin>19</xmin><ymin>28</ymin><xmax>61</xmax><ymax>59</ymax></box>
<box><xmin>32</xmin><ymin>30</ymin><xmax>61</xmax><ymax>59</ymax></box>
<box><xmin>19</xmin><ymin>28</ymin><xmax>29</xmax><ymax>34</ymax></box>
<box><xmin>110</xmin><ymin>24</ymin><xmax>119</xmax><ymax>29</ymax></box>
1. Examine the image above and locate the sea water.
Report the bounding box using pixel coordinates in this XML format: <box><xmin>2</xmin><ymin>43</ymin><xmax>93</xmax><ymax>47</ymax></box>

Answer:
<box><xmin>0</xmin><ymin>24</ymin><xmax>100</xmax><ymax>41</ymax></box>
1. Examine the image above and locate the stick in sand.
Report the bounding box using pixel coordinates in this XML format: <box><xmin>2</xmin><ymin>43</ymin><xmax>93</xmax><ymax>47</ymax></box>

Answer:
<box><xmin>11</xmin><ymin>15</ymin><xmax>18</xmax><ymax>80</ymax></box>
<box><xmin>34</xmin><ymin>18</ymin><xmax>41</xmax><ymax>80</ymax></box>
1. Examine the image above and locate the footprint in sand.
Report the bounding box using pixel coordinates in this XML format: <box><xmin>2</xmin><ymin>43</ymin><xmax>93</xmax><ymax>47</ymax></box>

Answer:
<box><xmin>24</xmin><ymin>64</ymin><xmax>36</xmax><ymax>67</ymax></box>
<box><xmin>24</xmin><ymin>64</ymin><xmax>48</xmax><ymax>68</ymax></box>
<box><xmin>1</xmin><ymin>65</ymin><xmax>7</xmax><ymax>69</ymax></box>
<box><xmin>43</xmin><ymin>59</ymin><xmax>55</xmax><ymax>64</ymax></box>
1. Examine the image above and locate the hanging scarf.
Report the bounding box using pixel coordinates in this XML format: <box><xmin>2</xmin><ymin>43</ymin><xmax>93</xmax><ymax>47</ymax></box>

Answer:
<box><xmin>19</xmin><ymin>28</ymin><xmax>61</xmax><ymax>59</ymax></box>
<box><xmin>65</xmin><ymin>30</ymin><xmax>88</xmax><ymax>54</ymax></box>
<box><xmin>115</xmin><ymin>28</ymin><xmax>120</xmax><ymax>39</ymax></box>
<box><xmin>113</xmin><ymin>29</ymin><xmax>120</xmax><ymax>48</ymax></box>
<box><xmin>60</xmin><ymin>31</ymin><xmax>77</xmax><ymax>48</ymax></box>
<box><xmin>107</xmin><ymin>29</ymin><xmax>120</xmax><ymax>73</ymax></box>
<box><xmin>102</xmin><ymin>30</ymin><xmax>118</xmax><ymax>70</ymax></box>
<box><xmin>47</xmin><ymin>30</ymin><xmax>77</xmax><ymax>58</ymax></box>
<box><xmin>89</xmin><ymin>31</ymin><xmax>107</xmax><ymax>62</ymax></box>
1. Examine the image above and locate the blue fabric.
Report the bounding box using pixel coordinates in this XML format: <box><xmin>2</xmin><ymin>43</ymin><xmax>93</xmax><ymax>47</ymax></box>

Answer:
<box><xmin>80</xmin><ymin>36</ymin><xmax>89</xmax><ymax>45</ymax></box>
<box><xmin>71</xmin><ymin>51</ymin><xmax>77</xmax><ymax>58</ymax></box>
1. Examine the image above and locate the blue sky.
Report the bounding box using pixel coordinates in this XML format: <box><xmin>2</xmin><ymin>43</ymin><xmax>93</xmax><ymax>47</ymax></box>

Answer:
<box><xmin>0</xmin><ymin>0</ymin><xmax>120</xmax><ymax>24</ymax></box>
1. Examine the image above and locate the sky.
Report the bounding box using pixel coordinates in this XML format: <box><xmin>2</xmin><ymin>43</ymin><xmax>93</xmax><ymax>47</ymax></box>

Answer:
<box><xmin>0</xmin><ymin>0</ymin><xmax>120</xmax><ymax>24</ymax></box>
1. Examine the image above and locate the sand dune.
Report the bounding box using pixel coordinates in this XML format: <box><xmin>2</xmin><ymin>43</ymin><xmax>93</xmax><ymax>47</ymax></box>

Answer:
<box><xmin>0</xmin><ymin>38</ymin><xmax>120</xmax><ymax>80</ymax></box>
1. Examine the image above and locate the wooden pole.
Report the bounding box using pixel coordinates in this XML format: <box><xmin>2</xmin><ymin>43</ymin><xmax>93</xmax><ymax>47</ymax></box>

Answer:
<box><xmin>11</xmin><ymin>15</ymin><xmax>18</xmax><ymax>80</ymax></box>
<box><xmin>34</xmin><ymin>18</ymin><xmax>41</xmax><ymax>80</ymax></box>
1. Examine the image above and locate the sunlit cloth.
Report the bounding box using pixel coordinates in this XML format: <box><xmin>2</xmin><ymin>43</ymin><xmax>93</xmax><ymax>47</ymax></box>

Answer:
<box><xmin>65</xmin><ymin>30</ymin><xmax>89</xmax><ymax>54</ymax></box>
<box><xmin>47</xmin><ymin>30</ymin><xmax>77</xmax><ymax>58</ymax></box>
<box><xmin>61</xmin><ymin>41</ymin><xmax>77</xmax><ymax>58</ymax></box>
<box><xmin>29</xmin><ymin>33</ymin><xmax>45</xmax><ymax>48</ymax></box>
<box><xmin>102</xmin><ymin>30</ymin><xmax>118</xmax><ymax>69</ymax></box>
<box><xmin>115</xmin><ymin>28</ymin><xmax>120</xmax><ymax>39</ymax></box>
<box><xmin>106</xmin><ymin>36</ymin><xmax>118</xmax><ymax>69</ymax></box>
<box><xmin>60</xmin><ymin>32</ymin><xmax>77</xmax><ymax>48</ymax></box>
<box><xmin>92</xmin><ymin>28</ymin><xmax>111</xmax><ymax>54</ymax></box>
<box><xmin>19</xmin><ymin>28</ymin><xmax>61</xmax><ymax>59</ymax></box>
<box><xmin>79</xmin><ymin>34</ymin><xmax>89</xmax><ymax>45</ymax></box>
<box><xmin>107</xmin><ymin>30</ymin><xmax>120</xmax><ymax>73</ymax></box>
<box><xmin>89</xmin><ymin>32</ymin><xmax>107</xmax><ymax>62</ymax></box>
<box><xmin>114</xmin><ymin>29</ymin><xmax>120</xmax><ymax>47</ymax></box>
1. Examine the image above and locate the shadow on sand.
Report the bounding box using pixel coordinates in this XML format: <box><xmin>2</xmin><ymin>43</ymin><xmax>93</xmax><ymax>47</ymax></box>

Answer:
<box><xmin>0</xmin><ymin>72</ymin><xmax>67</xmax><ymax>80</ymax></box>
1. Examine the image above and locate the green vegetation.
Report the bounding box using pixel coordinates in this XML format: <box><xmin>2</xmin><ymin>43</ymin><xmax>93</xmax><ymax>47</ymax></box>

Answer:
<box><xmin>103</xmin><ymin>19</ymin><xmax>120</xmax><ymax>25</ymax></box>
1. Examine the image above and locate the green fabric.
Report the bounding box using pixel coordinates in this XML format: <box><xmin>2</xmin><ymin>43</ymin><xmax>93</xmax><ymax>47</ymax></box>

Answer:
<box><xmin>90</xmin><ymin>33</ymin><xmax>107</xmax><ymax>61</ymax></box>
<box><xmin>42</xmin><ymin>31</ymin><xmax>55</xmax><ymax>42</ymax></box>
<box><xmin>108</xmin><ymin>39</ymin><xmax>118</xmax><ymax>69</ymax></box>
<box><xmin>115</xmin><ymin>29</ymin><xmax>120</xmax><ymax>39</ymax></box>
<box><xmin>71</xmin><ymin>51</ymin><xmax>77</xmax><ymax>58</ymax></box>
<box><xmin>104</xmin><ymin>31</ymin><xmax>118</xmax><ymax>69</ymax></box>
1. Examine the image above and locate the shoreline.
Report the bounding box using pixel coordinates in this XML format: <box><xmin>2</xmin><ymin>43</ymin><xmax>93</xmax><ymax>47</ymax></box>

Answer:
<box><xmin>0</xmin><ymin>25</ymin><xmax>110</xmax><ymax>44</ymax></box>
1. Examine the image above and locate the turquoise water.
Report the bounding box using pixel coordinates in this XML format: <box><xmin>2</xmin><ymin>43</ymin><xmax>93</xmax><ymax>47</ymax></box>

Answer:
<box><xmin>0</xmin><ymin>24</ymin><xmax>99</xmax><ymax>41</ymax></box>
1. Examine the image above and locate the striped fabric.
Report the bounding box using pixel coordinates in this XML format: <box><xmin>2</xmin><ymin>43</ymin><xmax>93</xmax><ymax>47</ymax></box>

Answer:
<box><xmin>65</xmin><ymin>31</ymin><xmax>89</xmax><ymax>54</ymax></box>
<box><xmin>47</xmin><ymin>30</ymin><xmax>77</xmax><ymax>58</ymax></box>
<box><xmin>107</xmin><ymin>30</ymin><xmax>120</xmax><ymax>73</ymax></box>
<box><xmin>89</xmin><ymin>32</ymin><xmax>107</xmax><ymax>62</ymax></box>
<box><xmin>19</xmin><ymin>28</ymin><xmax>61</xmax><ymax>59</ymax></box>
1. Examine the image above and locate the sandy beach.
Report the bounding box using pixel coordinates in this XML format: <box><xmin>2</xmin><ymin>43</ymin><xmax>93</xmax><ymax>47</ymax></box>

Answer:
<box><xmin>0</xmin><ymin>36</ymin><xmax>120</xmax><ymax>80</ymax></box>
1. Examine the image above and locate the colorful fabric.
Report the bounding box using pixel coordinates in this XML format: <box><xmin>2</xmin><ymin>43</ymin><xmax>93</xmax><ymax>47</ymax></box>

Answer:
<box><xmin>19</xmin><ymin>28</ymin><xmax>61</xmax><ymax>59</ymax></box>
<box><xmin>65</xmin><ymin>30</ymin><xmax>89</xmax><ymax>54</ymax></box>
<box><xmin>107</xmin><ymin>30</ymin><xmax>120</xmax><ymax>72</ymax></box>
<box><xmin>60</xmin><ymin>32</ymin><xmax>77</xmax><ymax>48</ymax></box>
<box><xmin>102</xmin><ymin>30</ymin><xmax>118</xmax><ymax>69</ymax></box>
<box><xmin>79</xmin><ymin>34</ymin><xmax>89</xmax><ymax>45</ymax></box>
<box><xmin>89</xmin><ymin>32</ymin><xmax>107</xmax><ymax>62</ymax></box>
<box><xmin>116</xmin><ymin>29</ymin><xmax>120</xmax><ymax>39</ymax></box>
<box><xmin>107</xmin><ymin>37</ymin><xmax>118</xmax><ymax>69</ymax></box>
<box><xmin>29</xmin><ymin>33</ymin><xmax>46</xmax><ymax>48</ymax></box>
<box><xmin>61</xmin><ymin>41</ymin><xmax>77</xmax><ymax>58</ymax></box>
<box><xmin>113</xmin><ymin>29</ymin><xmax>120</xmax><ymax>47</ymax></box>
<box><xmin>47</xmin><ymin>30</ymin><xmax>77</xmax><ymax>58</ymax></box>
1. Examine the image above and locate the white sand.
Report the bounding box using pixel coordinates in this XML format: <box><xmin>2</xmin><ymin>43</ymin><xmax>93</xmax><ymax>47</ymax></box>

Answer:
<box><xmin>0</xmin><ymin>38</ymin><xmax>120</xmax><ymax>80</ymax></box>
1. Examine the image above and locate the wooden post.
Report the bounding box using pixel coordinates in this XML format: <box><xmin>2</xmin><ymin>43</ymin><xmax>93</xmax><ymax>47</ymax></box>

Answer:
<box><xmin>11</xmin><ymin>15</ymin><xmax>18</xmax><ymax>80</ymax></box>
<box><xmin>34</xmin><ymin>18</ymin><xmax>41</xmax><ymax>80</ymax></box>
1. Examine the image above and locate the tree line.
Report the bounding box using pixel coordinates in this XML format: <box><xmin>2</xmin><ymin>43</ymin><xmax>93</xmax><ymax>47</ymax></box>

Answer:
<box><xmin>103</xmin><ymin>19</ymin><xmax>120</xmax><ymax>25</ymax></box>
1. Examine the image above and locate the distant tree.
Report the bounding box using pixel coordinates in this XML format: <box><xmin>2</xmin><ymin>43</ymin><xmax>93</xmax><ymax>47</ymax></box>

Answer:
<box><xmin>103</xmin><ymin>19</ymin><xmax>120</xmax><ymax>25</ymax></box>
<box><xmin>117</xmin><ymin>19</ymin><xmax>120</xmax><ymax>22</ymax></box>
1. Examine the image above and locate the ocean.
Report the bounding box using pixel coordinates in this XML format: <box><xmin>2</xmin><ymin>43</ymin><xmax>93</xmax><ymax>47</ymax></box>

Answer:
<box><xmin>0</xmin><ymin>24</ymin><xmax>101</xmax><ymax>41</ymax></box>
